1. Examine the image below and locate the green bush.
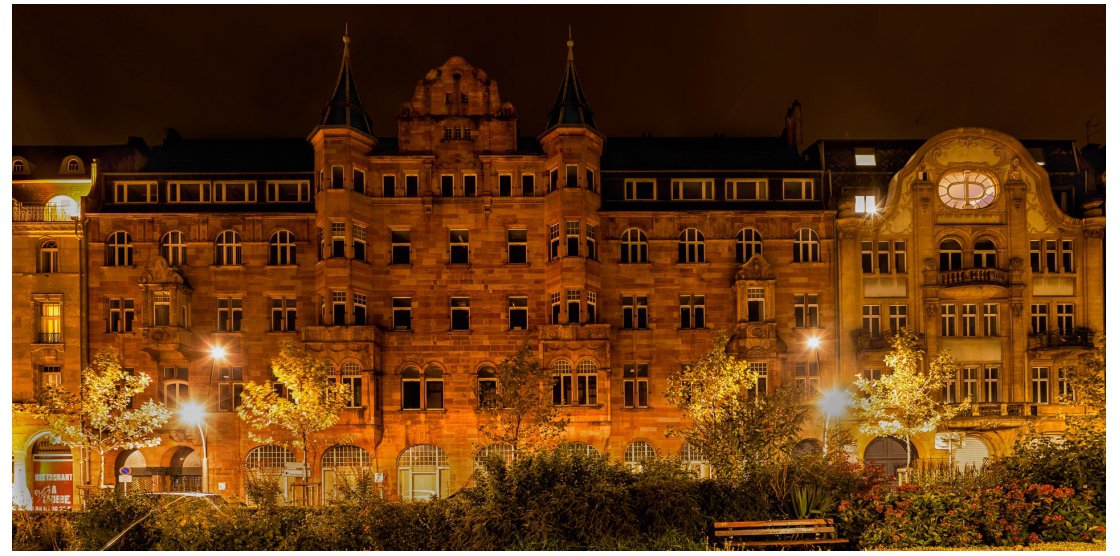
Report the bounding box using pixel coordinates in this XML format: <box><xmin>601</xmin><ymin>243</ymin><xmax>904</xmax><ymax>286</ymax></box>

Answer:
<box><xmin>12</xmin><ymin>510</ymin><xmax>76</xmax><ymax>550</ymax></box>
<box><xmin>987</xmin><ymin>427</ymin><xmax>1106</xmax><ymax>515</ymax></box>
<box><xmin>71</xmin><ymin>491</ymin><xmax>160</xmax><ymax>550</ymax></box>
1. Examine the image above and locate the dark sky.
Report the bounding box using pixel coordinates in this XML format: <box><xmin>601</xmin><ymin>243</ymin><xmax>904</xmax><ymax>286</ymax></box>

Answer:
<box><xmin>13</xmin><ymin>5</ymin><xmax>1106</xmax><ymax>148</ymax></box>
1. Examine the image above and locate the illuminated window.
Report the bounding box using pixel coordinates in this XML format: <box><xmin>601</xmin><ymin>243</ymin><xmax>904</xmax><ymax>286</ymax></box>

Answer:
<box><xmin>938</xmin><ymin>170</ymin><xmax>997</xmax><ymax>209</ymax></box>
<box><xmin>854</xmin><ymin>148</ymin><xmax>876</xmax><ymax>166</ymax></box>
<box><xmin>36</xmin><ymin>301</ymin><xmax>62</xmax><ymax>343</ymax></box>
<box><xmin>854</xmin><ymin>195</ymin><xmax>877</xmax><ymax>213</ymax></box>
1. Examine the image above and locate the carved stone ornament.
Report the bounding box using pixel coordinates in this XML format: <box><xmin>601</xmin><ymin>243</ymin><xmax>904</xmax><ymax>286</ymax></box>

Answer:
<box><xmin>139</xmin><ymin>255</ymin><xmax>186</xmax><ymax>287</ymax></box>
<box><xmin>926</xmin><ymin>302</ymin><xmax>938</xmax><ymax>317</ymax></box>
<box><xmin>1011</xmin><ymin>302</ymin><xmax>1023</xmax><ymax>317</ymax></box>
<box><xmin>1009</xmin><ymin>156</ymin><xmax>1022</xmax><ymax>181</ymax></box>
<box><xmin>1009</xmin><ymin>257</ymin><xmax>1023</xmax><ymax>272</ymax></box>
<box><xmin>1083</xmin><ymin>228</ymin><xmax>1104</xmax><ymax>239</ymax></box>
<box><xmin>735</xmin><ymin>253</ymin><xmax>775</xmax><ymax>281</ymax></box>
<box><xmin>923</xmin><ymin>257</ymin><xmax>937</xmax><ymax>271</ymax></box>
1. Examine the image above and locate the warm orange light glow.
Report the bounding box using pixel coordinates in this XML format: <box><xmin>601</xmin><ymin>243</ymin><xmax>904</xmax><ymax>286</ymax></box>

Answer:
<box><xmin>209</xmin><ymin>345</ymin><xmax>227</xmax><ymax>361</ymax></box>
<box><xmin>180</xmin><ymin>401</ymin><xmax>207</xmax><ymax>426</ymax></box>
<box><xmin>807</xmin><ymin>336</ymin><xmax>821</xmax><ymax>350</ymax></box>
<box><xmin>819</xmin><ymin>388</ymin><xmax>850</xmax><ymax>418</ymax></box>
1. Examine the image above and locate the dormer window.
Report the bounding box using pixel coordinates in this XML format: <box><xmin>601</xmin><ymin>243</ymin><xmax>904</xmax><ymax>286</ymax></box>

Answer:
<box><xmin>13</xmin><ymin>159</ymin><xmax>26</xmax><ymax>174</ymax></box>
<box><xmin>854</xmin><ymin>148</ymin><xmax>877</xmax><ymax>166</ymax></box>
<box><xmin>67</xmin><ymin>159</ymin><xmax>80</xmax><ymax>172</ymax></box>
<box><xmin>854</xmin><ymin>195</ymin><xmax>877</xmax><ymax>214</ymax></box>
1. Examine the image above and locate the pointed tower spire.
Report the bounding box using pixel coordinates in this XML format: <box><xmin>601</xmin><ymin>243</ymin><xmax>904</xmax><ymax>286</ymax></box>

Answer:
<box><xmin>316</xmin><ymin>25</ymin><xmax>374</xmax><ymax>137</ymax></box>
<box><xmin>546</xmin><ymin>28</ymin><xmax>597</xmax><ymax>131</ymax></box>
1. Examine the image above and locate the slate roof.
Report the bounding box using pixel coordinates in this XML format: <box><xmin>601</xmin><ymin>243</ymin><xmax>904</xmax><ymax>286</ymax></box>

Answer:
<box><xmin>315</xmin><ymin>32</ymin><xmax>374</xmax><ymax>137</ymax></box>
<box><xmin>545</xmin><ymin>39</ymin><xmax>597</xmax><ymax>131</ymax></box>
<box><xmin>140</xmin><ymin>138</ymin><xmax>313</xmax><ymax>173</ymax></box>
<box><xmin>12</xmin><ymin>141</ymin><xmax>148</xmax><ymax>180</ymax></box>
<box><xmin>601</xmin><ymin>137</ymin><xmax>812</xmax><ymax>171</ymax></box>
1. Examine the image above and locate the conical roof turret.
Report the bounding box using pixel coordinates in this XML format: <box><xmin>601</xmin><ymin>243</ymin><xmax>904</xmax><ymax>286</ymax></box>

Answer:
<box><xmin>316</xmin><ymin>25</ymin><xmax>374</xmax><ymax>137</ymax></box>
<box><xmin>545</xmin><ymin>29</ymin><xmax>597</xmax><ymax>131</ymax></box>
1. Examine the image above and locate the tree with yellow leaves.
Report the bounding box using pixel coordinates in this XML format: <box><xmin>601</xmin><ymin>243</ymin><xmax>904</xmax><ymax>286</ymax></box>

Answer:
<box><xmin>853</xmin><ymin>328</ymin><xmax>969</xmax><ymax>468</ymax></box>
<box><xmin>238</xmin><ymin>343</ymin><xmax>350</xmax><ymax>482</ymax></box>
<box><xmin>26</xmin><ymin>349</ymin><xmax>171</xmax><ymax>488</ymax></box>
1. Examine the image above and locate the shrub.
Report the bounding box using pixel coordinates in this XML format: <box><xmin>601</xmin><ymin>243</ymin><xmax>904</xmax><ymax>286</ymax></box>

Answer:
<box><xmin>988</xmin><ymin>426</ymin><xmax>1106</xmax><ymax>515</ymax></box>
<box><xmin>71</xmin><ymin>491</ymin><xmax>159</xmax><ymax>550</ymax></box>
<box><xmin>12</xmin><ymin>510</ymin><xmax>76</xmax><ymax>550</ymax></box>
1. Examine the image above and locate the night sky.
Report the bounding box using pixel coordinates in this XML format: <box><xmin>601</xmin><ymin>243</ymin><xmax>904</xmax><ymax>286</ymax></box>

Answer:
<box><xmin>13</xmin><ymin>5</ymin><xmax>1106</xmax><ymax>148</ymax></box>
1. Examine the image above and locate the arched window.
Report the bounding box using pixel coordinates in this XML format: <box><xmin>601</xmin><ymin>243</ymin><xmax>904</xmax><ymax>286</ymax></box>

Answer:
<box><xmin>245</xmin><ymin>445</ymin><xmax>295</xmax><ymax>503</ymax></box>
<box><xmin>973</xmin><ymin>239</ymin><xmax>996</xmax><ymax>269</ymax></box>
<box><xmin>678</xmin><ymin>228</ymin><xmax>705</xmax><ymax>263</ymax></box>
<box><xmin>560</xmin><ymin>441</ymin><xmax>598</xmax><ymax>458</ymax></box>
<box><xmin>401</xmin><ymin>366</ymin><xmax>422</xmax><ymax>410</ymax></box>
<box><xmin>474</xmin><ymin>444</ymin><xmax>515</xmax><ymax>470</ymax></box>
<box><xmin>340</xmin><ymin>361</ymin><xmax>363</xmax><ymax>408</ymax></box>
<box><xmin>397</xmin><ymin>444</ymin><xmax>449</xmax><ymax>500</ymax></box>
<box><xmin>939</xmin><ymin>238</ymin><xmax>963</xmax><ymax>270</ymax></box>
<box><xmin>163</xmin><ymin>381</ymin><xmax>189</xmax><ymax>409</ymax></box>
<box><xmin>425</xmin><ymin>366</ymin><xmax>444</xmax><ymax>409</ymax></box>
<box><xmin>161</xmin><ymin>231</ymin><xmax>185</xmax><ymax>266</ymax></box>
<box><xmin>551</xmin><ymin>360</ymin><xmax>573</xmax><ymax>406</ymax></box>
<box><xmin>680</xmin><ymin>442</ymin><xmax>713</xmax><ymax>479</ymax></box>
<box><xmin>793</xmin><ymin>228</ymin><xmax>819</xmax><ymax>263</ymax></box>
<box><xmin>214</xmin><ymin>230</ymin><xmax>242</xmax><ymax>266</ymax></box>
<box><xmin>106</xmin><ymin>231</ymin><xmax>133</xmax><ymax>266</ymax></box>
<box><xmin>477</xmin><ymin>366</ymin><xmax>498</xmax><ymax>409</ymax></box>
<box><xmin>620</xmin><ymin>228</ymin><xmax>648</xmax><ymax>264</ymax></box>
<box><xmin>269</xmin><ymin>230</ymin><xmax>296</xmax><ymax>266</ymax></box>
<box><xmin>66</xmin><ymin>158</ymin><xmax>81</xmax><ymax>172</ymax></box>
<box><xmin>576</xmin><ymin>360</ymin><xmax>598</xmax><ymax>406</ymax></box>
<box><xmin>625</xmin><ymin>440</ymin><xmax>656</xmax><ymax>471</ymax></box>
<box><xmin>401</xmin><ymin>365</ymin><xmax>443</xmax><ymax>410</ymax></box>
<box><xmin>38</xmin><ymin>240</ymin><xmax>59</xmax><ymax>273</ymax></box>
<box><xmin>736</xmin><ymin>228</ymin><xmax>763</xmax><ymax>263</ymax></box>
<box><xmin>13</xmin><ymin>159</ymin><xmax>26</xmax><ymax>174</ymax></box>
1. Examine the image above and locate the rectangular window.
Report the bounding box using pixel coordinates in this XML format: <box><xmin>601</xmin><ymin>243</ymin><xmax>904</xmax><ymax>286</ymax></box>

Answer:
<box><xmin>354</xmin><ymin>169</ymin><xmax>366</xmax><ymax>195</ymax></box>
<box><xmin>331</xmin><ymin>222</ymin><xmax>346</xmax><ymax>258</ymax></box>
<box><xmin>566</xmin><ymin>221</ymin><xmax>580</xmax><ymax>257</ymax></box>
<box><xmin>405</xmin><ymin>175</ymin><xmax>419</xmax><ymax>197</ymax></box>
<box><xmin>218</xmin><ymin>367</ymin><xmax>245</xmax><ymax>412</ymax></box>
<box><xmin>862</xmin><ymin>368</ymin><xmax>883</xmax><ymax>382</ymax></box>
<box><xmin>341</xmin><ymin>366</ymin><xmax>363</xmax><ymax>408</ymax></box>
<box><xmin>549</xmin><ymin>224</ymin><xmax>561</xmax><ymax>261</ymax></box>
<box><xmin>577</xmin><ymin>365</ymin><xmax>597</xmax><ymax>406</ymax></box>
<box><xmin>1031</xmin><ymin>367</ymin><xmax>1050</xmax><ymax>404</ymax></box>
<box><xmin>961</xmin><ymin>304</ymin><xmax>978</xmax><ymax>337</ymax></box>
<box><xmin>586</xmin><ymin>291</ymin><xmax>597</xmax><ymax>324</ymax></box>
<box><xmin>36</xmin><ymin>301</ymin><xmax>62</xmax><ymax>343</ymax></box>
<box><xmin>747</xmin><ymin>288</ymin><xmax>765</xmax><ymax>323</ymax></box>
<box><xmin>463</xmin><ymin>174</ymin><xmax>477</xmax><ymax>197</ymax></box>
<box><xmin>623</xmin><ymin>364</ymin><xmax>649</xmax><ymax>408</ymax></box>
<box><xmin>1061</xmin><ymin>240</ymin><xmax>1074</xmax><ymax>273</ymax></box>
<box><xmin>566</xmin><ymin>165</ymin><xmax>579</xmax><ymax>188</ymax></box>
<box><xmin>550</xmin><ymin>292</ymin><xmax>561</xmax><ymax>325</ymax></box>
<box><xmin>941</xmin><ymin>304</ymin><xmax>957</xmax><ymax>337</ymax></box>
<box><xmin>794</xmin><ymin>361</ymin><xmax>820</xmax><ymax>397</ymax></box>
<box><xmin>749</xmin><ymin>362</ymin><xmax>768</xmax><ymax>397</ymax></box>
<box><xmin>586</xmin><ymin>168</ymin><xmax>596</xmax><ymax>193</ymax></box>
<box><xmin>671</xmin><ymin>179</ymin><xmax>715</xmax><ymax>200</ymax></box>
<box><xmin>854</xmin><ymin>147</ymin><xmax>877</xmax><ymax>166</ymax></box>
<box><xmin>498</xmin><ymin>174</ymin><xmax>512</xmax><ymax>197</ymax></box>
<box><xmin>944</xmin><ymin>369</ymin><xmax>959</xmax><ymax>403</ymax></box>
<box><xmin>108</xmin><ymin>298</ymin><xmax>135</xmax><ymax>333</ymax></box>
<box><xmin>441</xmin><ymin>174</ymin><xmax>454</xmax><ymax>197</ymax></box>
<box><xmin>983</xmin><ymin>303</ymin><xmax>1000</xmax><ymax>336</ymax></box>
<box><xmin>271</xmin><ymin>297</ymin><xmax>297</xmax><ymax>332</ymax></box>
<box><xmin>1031</xmin><ymin>304</ymin><xmax>1049</xmax><ymax>335</ymax></box>
<box><xmin>451</xmin><ymin>297</ymin><xmax>470</xmax><ymax>331</ymax></box>
<box><xmin>961</xmin><ymin>367</ymin><xmax>979</xmax><ymax>402</ymax></box>
<box><xmin>1030</xmin><ymin>240</ymin><xmax>1041</xmax><ymax>272</ymax></box>
<box><xmin>391</xmin><ymin>230</ymin><xmax>411</xmax><ymax>265</ymax></box>
<box><xmin>449</xmin><ymin>229</ymin><xmax>469</xmax><ymax>264</ymax></box>
<box><xmin>267</xmin><ymin>181</ymin><xmax>310</xmax><ymax>202</ymax></box>
<box><xmin>521</xmin><ymin>174</ymin><xmax>535</xmax><ymax>196</ymax></box>
<box><xmin>889</xmin><ymin>304</ymin><xmax>908</xmax><ymax>333</ymax></box>
<box><xmin>983</xmin><ymin>366</ymin><xmax>1000</xmax><ymax>402</ymax></box>
<box><xmin>854</xmin><ymin>195</ymin><xmax>877</xmax><ymax>214</ymax></box>
<box><xmin>794</xmin><ymin>294</ymin><xmax>819</xmax><ymax>328</ymax></box>
<box><xmin>215</xmin><ymin>181</ymin><xmax>256</xmax><ymax>202</ymax></box>
<box><xmin>381</xmin><ymin>174</ymin><xmax>394</xmax><ymax>197</ymax></box>
<box><xmin>566</xmin><ymin>290</ymin><xmax>581</xmax><ymax>324</ymax></box>
<box><xmin>1045</xmin><ymin>240</ymin><xmax>1058</xmax><ymax>273</ymax></box>
<box><xmin>353</xmin><ymin>293</ymin><xmax>367</xmax><ymax>325</ymax></box>
<box><xmin>152</xmin><ymin>292</ymin><xmax>170</xmax><ymax>327</ymax></box>
<box><xmin>624</xmin><ymin>179</ymin><xmax>656</xmax><ymax>200</ymax></box>
<box><xmin>862</xmin><ymin>305</ymin><xmax>881</xmax><ymax>337</ymax></box>
<box><xmin>1057</xmin><ymin>367</ymin><xmax>1074</xmax><ymax>403</ymax></box>
<box><xmin>392</xmin><ymin>297</ymin><xmax>412</xmax><ymax>331</ymax></box>
<box><xmin>217</xmin><ymin>297</ymin><xmax>243</xmax><ymax>332</ymax></box>
<box><xmin>352</xmin><ymin>225</ymin><xmax>367</xmax><ymax>262</ymax></box>
<box><xmin>332</xmin><ymin>291</ymin><xmax>347</xmax><ymax>326</ymax></box>
<box><xmin>331</xmin><ymin>166</ymin><xmax>344</xmax><ymax>189</ymax></box>
<box><xmin>168</xmin><ymin>181</ymin><xmax>211</xmax><ymax>203</ymax></box>
<box><xmin>782</xmin><ymin>178</ymin><xmax>815</xmax><ymax>200</ymax></box>
<box><xmin>1056</xmin><ymin>303</ymin><xmax>1074</xmax><ymax>333</ymax></box>
<box><xmin>726</xmin><ymin>179</ymin><xmax>767</xmax><ymax>200</ymax></box>
<box><xmin>679</xmin><ymin>294</ymin><xmax>706</xmax><ymax>329</ymax></box>
<box><xmin>894</xmin><ymin>241</ymin><xmax>907</xmax><ymax>273</ymax></box>
<box><xmin>507</xmin><ymin>229</ymin><xmax>527</xmax><ymax>264</ymax></box>
<box><xmin>426</xmin><ymin>374</ymin><xmax>444</xmax><ymax>410</ymax></box>
<box><xmin>402</xmin><ymin>374</ymin><xmax>421</xmax><ymax>410</ymax></box>
<box><xmin>861</xmin><ymin>241</ymin><xmax>874</xmax><ymax>273</ymax></box>
<box><xmin>552</xmin><ymin>367</ymin><xmax>572</xmax><ymax>406</ymax></box>
<box><xmin>622</xmin><ymin>295</ymin><xmax>649</xmax><ymax>330</ymax></box>
<box><xmin>40</xmin><ymin>366</ymin><xmax>62</xmax><ymax>391</ymax></box>
<box><xmin>585</xmin><ymin>224</ymin><xmax>597</xmax><ymax>261</ymax></box>
<box><xmin>508</xmin><ymin>296</ymin><xmax>528</xmax><ymax>331</ymax></box>
<box><xmin>549</xmin><ymin>168</ymin><xmax>559</xmax><ymax>193</ymax></box>
<box><xmin>877</xmin><ymin>241</ymin><xmax>890</xmax><ymax>274</ymax></box>
<box><xmin>114</xmin><ymin>181</ymin><xmax>158</xmax><ymax>204</ymax></box>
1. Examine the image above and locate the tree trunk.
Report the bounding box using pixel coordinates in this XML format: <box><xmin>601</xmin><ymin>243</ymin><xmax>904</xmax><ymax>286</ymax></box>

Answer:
<box><xmin>95</xmin><ymin>449</ymin><xmax>105</xmax><ymax>488</ymax></box>
<box><xmin>905</xmin><ymin>435</ymin><xmax>912</xmax><ymax>467</ymax></box>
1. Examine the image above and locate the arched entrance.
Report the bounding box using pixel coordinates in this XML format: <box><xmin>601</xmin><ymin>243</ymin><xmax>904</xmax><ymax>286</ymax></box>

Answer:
<box><xmin>321</xmin><ymin>444</ymin><xmax>371</xmax><ymax>501</ymax></box>
<box><xmin>245</xmin><ymin>445</ymin><xmax>295</xmax><ymax>504</ymax></box>
<box><xmin>114</xmin><ymin>449</ymin><xmax>153</xmax><ymax>494</ymax></box>
<box><xmin>31</xmin><ymin>439</ymin><xmax>73</xmax><ymax>511</ymax></box>
<box><xmin>954</xmin><ymin>435</ymin><xmax>991</xmax><ymax>471</ymax></box>
<box><xmin>169</xmin><ymin>447</ymin><xmax>202</xmax><ymax>492</ymax></box>
<box><xmin>864</xmin><ymin>437</ymin><xmax>917</xmax><ymax>479</ymax></box>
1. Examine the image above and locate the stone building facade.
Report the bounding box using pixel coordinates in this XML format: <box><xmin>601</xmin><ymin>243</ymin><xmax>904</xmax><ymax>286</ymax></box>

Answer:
<box><xmin>11</xmin><ymin>33</ymin><xmax>1104</xmax><ymax>504</ymax></box>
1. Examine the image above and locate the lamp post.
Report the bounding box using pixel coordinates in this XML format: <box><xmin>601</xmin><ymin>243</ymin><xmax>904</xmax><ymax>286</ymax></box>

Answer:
<box><xmin>819</xmin><ymin>389</ymin><xmax>850</xmax><ymax>456</ymax></box>
<box><xmin>179</xmin><ymin>402</ymin><xmax>209</xmax><ymax>493</ymax></box>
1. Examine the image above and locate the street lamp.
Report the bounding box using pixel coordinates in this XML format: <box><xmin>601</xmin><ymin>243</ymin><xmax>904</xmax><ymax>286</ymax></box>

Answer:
<box><xmin>179</xmin><ymin>401</ymin><xmax>209</xmax><ymax>493</ymax></box>
<box><xmin>819</xmin><ymin>389</ymin><xmax>850</xmax><ymax>456</ymax></box>
<box><xmin>206</xmin><ymin>342</ymin><xmax>227</xmax><ymax>393</ymax></box>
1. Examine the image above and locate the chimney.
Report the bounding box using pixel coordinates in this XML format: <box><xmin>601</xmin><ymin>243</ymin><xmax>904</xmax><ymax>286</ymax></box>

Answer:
<box><xmin>784</xmin><ymin>100</ymin><xmax>803</xmax><ymax>151</ymax></box>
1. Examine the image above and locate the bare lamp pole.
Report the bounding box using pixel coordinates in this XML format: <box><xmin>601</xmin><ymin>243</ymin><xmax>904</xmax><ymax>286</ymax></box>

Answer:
<box><xmin>179</xmin><ymin>402</ymin><xmax>209</xmax><ymax>493</ymax></box>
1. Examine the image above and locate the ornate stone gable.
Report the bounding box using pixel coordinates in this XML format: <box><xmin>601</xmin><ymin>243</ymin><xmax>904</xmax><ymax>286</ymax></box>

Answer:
<box><xmin>139</xmin><ymin>255</ymin><xmax>188</xmax><ymax>289</ymax></box>
<box><xmin>735</xmin><ymin>252</ymin><xmax>775</xmax><ymax>281</ymax></box>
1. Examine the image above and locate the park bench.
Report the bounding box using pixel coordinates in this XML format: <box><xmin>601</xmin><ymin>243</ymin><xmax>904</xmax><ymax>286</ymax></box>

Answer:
<box><xmin>711</xmin><ymin>518</ymin><xmax>847</xmax><ymax>550</ymax></box>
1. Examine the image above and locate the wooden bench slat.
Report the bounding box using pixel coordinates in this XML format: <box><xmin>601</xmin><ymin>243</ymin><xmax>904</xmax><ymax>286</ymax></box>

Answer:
<box><xmin>715</xmin><ymin>519</ymin><xmax>829</xmax><ymax>528</ymax></box>
<box><xmin>716</xmin><ymin>526</ymin><xmax>836</xmax><ymax>537</ymax></box>
<box><xmin>726</xmin><ymin>538</ymin><xmax>849</xmax><ymax>547</ymax></box>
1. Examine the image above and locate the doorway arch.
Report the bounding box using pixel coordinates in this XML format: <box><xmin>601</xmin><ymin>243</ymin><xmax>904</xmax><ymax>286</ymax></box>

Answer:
<box><xmin>864</xmin><ymin>437</ymin><xmax>918</xmax><ymax>479</ymax></box>
<box><xmin>30</xmin><ymin>438</ymin><xmax>74</xmax><ymax>510</ymax></box>
<box><xmin>169</xmin><ymin>447</ymin><xmax>202</xmax><ymax>492</ymax></box>
<box><xmin>114</xmin><ymin>449</ymin><xmax>153</xmax><ymax>494</ymax></box>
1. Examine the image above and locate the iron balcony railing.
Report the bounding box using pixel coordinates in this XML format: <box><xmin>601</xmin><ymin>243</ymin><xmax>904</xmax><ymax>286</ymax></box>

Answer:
<box><xmin>1028</xmin><ymin>328</ymin><xmax>1095</xmax><ymax>350</ymax></box>
<box><xmin>938</xmin><ymin>267</ymin><xmax>1009</xmax><ymax>287</ymax></box>
<box><xmin>36</xmin><ymin>332</ymin><xmax>63</xmax><ymax>344</ymax></box>
<box><xmin>13</xmin><ymin>202</ymin><xmax>74</xmax><ymax>222</ymax></box>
